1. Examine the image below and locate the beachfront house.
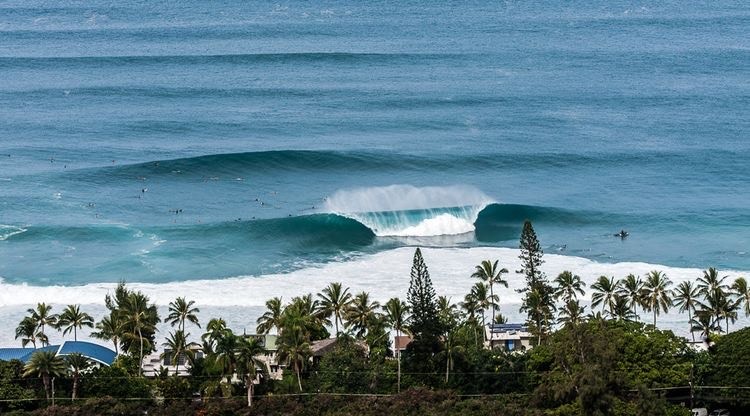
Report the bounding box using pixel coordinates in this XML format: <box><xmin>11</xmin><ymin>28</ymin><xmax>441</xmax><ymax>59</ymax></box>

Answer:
<box><xmin>484</xmin><ymin>323</ymin><xmax>534</xmax><ymax>352</ymax></box>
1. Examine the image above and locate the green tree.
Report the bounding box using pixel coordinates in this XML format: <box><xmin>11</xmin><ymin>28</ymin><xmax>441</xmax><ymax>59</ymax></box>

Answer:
<box><xmin>276</xmin><ymin>325</ymin><xmax>310</xmax><ymax>392</ymax></box>
<box><xmin>345</xmin><ymin>291</ymin><xmax>380</xmax><ymax>339</ymax></box>
<box><xmin>120</xmin><ymin>291</ymin><xmax>160</xmax><ymax>376</ymax></box>
<box><xmin>518</xmin><ymin>221</ymin><xmax>555</xmax><ymax>345</ymax></box>
<box><xmin>590</xmin><ymin>276</ymin><xmax>620</xmax><ymax>315</ymax></box>
<box><xmin>23</xmin><ymin>350</ymin><xmax>67</xmax><ymax>401</ymax></box>
<box><xmin>166</xmin><ymin>297</ymin><xmax>200</xmax><ymax>333</ymax></box>
<box><xmin>618</xmin><ymin>274</ymin><xmax>644</xmax><ymax>320</ymax></box>
<box><xmin>406</xmin><ymin>248</ymin><xmax>442</xmax><ymax>340</ymax></box>
<box><xmin>673</xmin><ymin>281</ymin><xmax>701</xmax><ymax>342</ymax></box>
<box><xmin>91</xmin><ymin>312</ymin><xmax>124</xmax><ymax>355</ymax></box>
<box><xmin>162</xmin><ymin>329</ymin><xmax>195</xmax><ymax>376</ymax></box>
<box><xmin>256</xmin><ymin>297</ymin><xmax>283</xmax><ymax>335</ymax></box>
<box><xmin>641</xmin><ymin>271</ymin><xmax>673</xmax><ymax>328</ymax></box>
<box><xmin>383</xmin><ymin>297</ymin><xmax>409</xmax><ymax>393</ymax></box>
<box><xmin>732</xmin><ymin>277</ymin><xmax>750</xmax><ymax>317</ymax></box>
<box><xmin>471</xmin><ymin>259</ymin><xmax>509</xmax><ymax>324</ymax></box>
<box><xmin>690</xmin><ymin>309</ymin><xmax>720</xmax><ymax>340</ymax></box>
<box><xmin>15</xmin><ymin>317</ymin><xmax>38</xmax><ymax>349</ymax></box>
<box><xmin>558</xmin><ymin>299</ymin><xmax>586</xmax><ymax>327</ymax></box>
<box><xmin>554</xmin><ymin>271</ymin><xmax>586</xmax><ymax>303</ymax></box>
<box><xmin>236</xmin><ymin>336</ymin><xmax>266</xmax><ymax>407</ymax></box>
<box><xmin>318</xmin><ymin>282</ymin><xmax>353</xmax><ymax>336</ymax></box>
<box><xmin>607</xmin><ymin>295</ymin><xmax>636</xmax><ymax>322</ymax></box>
<box><xmin>65</xmin><ymin>353</ymin><xmax>91</xmax><ymax>400</ymax></box>
<box><xmin>468</xmin><ymin>282</ymin><xmax>495</xmax><ymax>326</ymax></box>
<box><xmin>27</xmin><ymin>303</ymin><xmax>57</xmax><ymax>347</ymax></box>
<box><xmin>56</xmin><ymin>304</ymin><xmax>94</xmax><ymax>341</ymax></box>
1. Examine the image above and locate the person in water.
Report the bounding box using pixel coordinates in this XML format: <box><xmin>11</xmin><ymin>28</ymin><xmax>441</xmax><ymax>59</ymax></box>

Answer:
<box><xmin>616</xmin><ymin>229</ymin><xmax>629</xmax><ymax>238</ymax></box>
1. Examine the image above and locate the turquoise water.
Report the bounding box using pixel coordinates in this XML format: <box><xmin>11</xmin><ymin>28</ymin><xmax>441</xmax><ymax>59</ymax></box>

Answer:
<box><xmin>1</xmin><ymin>0</ymin><xmax>749</xmax><ymax>287</ymax></box>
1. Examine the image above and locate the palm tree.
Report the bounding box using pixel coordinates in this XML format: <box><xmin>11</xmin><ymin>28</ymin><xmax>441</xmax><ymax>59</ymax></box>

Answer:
<box><xmin>383</xmin><ymin>298</ymin><xmax>409</xmax><ymax>393</ymax></box>
<box><xmin>436</xmin><ymin>327</ymin><xmax>463</xmax><ymax>384</ymax></box>
<box><xmin>520</xmin><ymin>289</ymin><xmax>554</xmax><ymax>345</ymax></box>
<box><xmin>15</xmin><ymin>317</ymin><xmax>38</xmax><ymax>349</ymax></box>
<box><xmin>91</xmin><ymin>313</ymin><xmax>124</xmax><ymax>355</ymax></box>
<box><xmin>27</xmin><ymin>303</ymin><xmax>57</xmax><ymax>346</ymax></box>
<box><xmin>166</xmin><ymin>297</ymin><xmax>200</xmax><ymax>333</ymax></box>
<box><xmin>618</xmin><ymin>274</ymin><xmax>644</xmax><ymax>319</ymax></box>
<box><xmin>690</xmin><ymin>309</ymin><xmax>720</xmax><ymax>340</ymax></box>
<box><xmin>236</xmin><ymin>336</ymin><xmax>266</xmax><ymax>407</ymax></box>
<box><xmin>641</xmin><ymin>271</ymin><xmax>673</xmax><ymax>327</ymax></box>
<box><xmin>318</xmin><ymin>282</ymin><xmax>353</xmax><ymax>336</ymax></box>
<box><xmin>471</xmin><ymin>260</ymin><xmax>509</xmax><ymax>324</ymax></box>
<box><xmin>469</xmin><ymin>282</ymin><xmax>495</xmax><ymax>326</ymax></box>
<box><xmin>590</xmin><ymin>276</ymin><xmax>620</xmax><ymax>315</ymax></box>
<box><xmin>56</xmin><ymin>304</ymin><xmax>94</xmax><ymax>341</ymax></box>
<box><xmin>276</xmin><ymin>326</ymin><xmax>310</xmax><ymax>392</ymax></box>
<box><xmin>345</xmin><ymin>291</ymin><xmax>380</xmax><ymax>339</ymax></box>
<box><xmin>202</xmin><ymin>317</ymin><xmax>228</xmax><ymax>351</ymax></box>
<box><xmin>673</xmin><ymin>281</ymin><xmax>701</xmax><ymax>341</ymax></box>
<box><xmin>607</xmin><ymin>295</ymin><xmax>636</xmax><ymax>322</ymax></box>
<box><xmin>121</xmin><ymin>292</ymin><xmax>159</xmax><ymax>376</ymax></box>
<box><xmin>214</xmin><ymin>330</ymin><xmax>239</xmax><ymax>380</ymax></box>
<box><xmin>553</xmin><ymin>271</ymin><xmax>586</xmax><ymax>302</ymax></box>
<box><xmin>256</xmin><ymin>297</ymin><xmax>283</xmax><ymax>335</ymax></box>
<box><xmin>65</xmin><ymin>353</ymin><xmax>91</xmax><ymax>401</ymax></box>
<box><xmin>23</xmin><ymin>350</ymin><xmax>67</xmax><ymax>400</ymax></box>
<box><xmin>557</xmin><ymin>299</ymin><xmax>586</xmax><ymax>327</ymax></box>
<box><xmin>162</xmin><ymin>330</ymin><xmax>195</xmax><ymax>376</ymax></box>
<box><xmin>697</xmin><ymin>267</ymin><xmax>729</xmax><ymax>298</ymax></box>
<box><xmin>716</xmin><ymin>295</ymin><xmax>739</xmax><ymax>333</ymax></box>
<box><xmin>732</xmin><ymin>277</ymin><xmax>750</xmax><ymax>318</ymax></box>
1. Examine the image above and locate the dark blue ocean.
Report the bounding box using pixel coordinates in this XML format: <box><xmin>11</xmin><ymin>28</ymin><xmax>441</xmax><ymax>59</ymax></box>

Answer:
<box><xmin>1</xmin><ymin>0</ymin><xmax>749</xmax><ymax>302</ymax></box>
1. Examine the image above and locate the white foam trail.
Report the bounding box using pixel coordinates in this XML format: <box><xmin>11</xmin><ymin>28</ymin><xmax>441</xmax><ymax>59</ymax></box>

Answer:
<box><xmin>0</xmin><ymin>225</ymin><xmax>27</xmax><ymax>241</ymax></box>
<box><xmin>324</xmin><ymin>185</ymin><xmax>493</xmax><ymax>236</ymax></box>
<box><xmin>1</xmin><ymin>247</ymin><xmax>748</xmax><ymax>347</ymax></box>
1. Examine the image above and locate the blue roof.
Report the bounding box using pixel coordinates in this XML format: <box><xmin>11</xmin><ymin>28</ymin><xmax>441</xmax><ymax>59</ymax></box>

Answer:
<box><xmin>0</xmin><ymin>348</ymin><xmax>36</xmax><ymax>362</ymax></box>
<box><xmin>489</xmin><ymin>323</ymin><xmax>528</xmax><ymax>333</ymax></box>
<box><xmin>0</xmin><ymin>342</ymin><xmax>116</xmax><ymax>366</ymax></box>
<box><xmin>0</xmin><ymin>345</ymin><xmax>59</xmax><ymax>363</ymax></box>
<box><xmin>58</xmin><ymin>341</ymin><xmax>117</xmax><ymax>366</ymax></box>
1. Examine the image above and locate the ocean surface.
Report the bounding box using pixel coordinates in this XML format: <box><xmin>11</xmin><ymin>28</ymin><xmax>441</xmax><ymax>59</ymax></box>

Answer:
<box><xmin>1</xmin><ymin>0</ymin><xmax>749</xmax><ymax>344</ymax></box>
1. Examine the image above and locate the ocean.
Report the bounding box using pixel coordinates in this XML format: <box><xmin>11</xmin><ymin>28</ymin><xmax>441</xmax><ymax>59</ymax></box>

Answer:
<box><xmin>1</xmin><ymin>0</ymin><xmax>749</xmax><ymax>344</ymax></box>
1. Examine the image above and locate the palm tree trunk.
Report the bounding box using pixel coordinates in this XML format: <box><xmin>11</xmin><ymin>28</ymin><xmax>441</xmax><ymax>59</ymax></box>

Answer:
<box><xmin>295</xmin><ymin>362</ymin><xmax>302</xmax><ymax>392</ymax></box>
<box><xmin>653</xmin><ymin>309</ymin><xmax>657</xmax><ymax>327</ymax></box>
<box><xmin>114</xmin><ymin>337</ymin><xmax>119</xmax><ymax>356</ymax></box>
<box><xmin>689</xmin><ymin>308</ymin><xmax>695</xmax><ymax>342</ymax></box>
<box><xmin>138</xmin><ymin>327</ymin><xmax>144</xmax><ymax>377</ymax></box>
<box><xmin>334</xmin><ymin>316</ymin><xmax>339</xmax><ymax>336</ymax></box>
<box><xmin>490</xmin><ymin>282</ymin><xmax>495</xmax><ymax>324</ymax></box>
<box><xmin>43</xmin><ymin>374</ymin><xmax>50</xmax><ymax>400</ymax></box>
<box><xmin>445</xmin><ymin>353</ymin><xmax>450</xmax><ymax>384</ymax></box>
<box><xmin>72</xmin><ymin>374</ymin><xmax>79</xmax><ymax>400</ymax></box>
<box><xmin>74</xmin><ymin>326</ymin><xmax>77</xmax><ymax>342</ymax></box>
<box><xmin>176</xmin><ymin>352</ymin><xmax>180</xmax><ymax>376</ymax></box>
<box><xmin>247</xmin><ymin>380</ymin><xmax>253</xmax><ymax>407</ymax></box>
<box><xmin>396</xmin><ymin>328</ymin><xmax>401</xmax><ymax>393</ymax></box>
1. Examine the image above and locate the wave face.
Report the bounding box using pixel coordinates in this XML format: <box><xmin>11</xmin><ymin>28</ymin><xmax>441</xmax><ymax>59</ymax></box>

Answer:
<box><xmin>324</xmin><ymin>185</ymin><xmax>492</xmax><ymax>237</ymax></box>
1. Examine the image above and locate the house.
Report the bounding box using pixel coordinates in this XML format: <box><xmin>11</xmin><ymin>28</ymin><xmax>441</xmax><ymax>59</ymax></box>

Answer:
<box><xmin>0</xmin><ymin>341</ymin><xmax>117</xmax><ymax>366</ymax></box>
<box><xmin>245</xmin><ymin>334</ymin><xmax>283</xmax><ymax>380</ymax></box>
<box><xmin>310</xmin><ymin>338</ymin><xmax>368</xmax><ymax>364</ymax></box>
<box><xmin>484</xmin><ymin>324</ymin><xmax>534</xmax><ymax>352</ymax></box>
<box><xmin>394</xmin><ymin>335</ymin><xmax>413</xmax><ymax>355</ymax></box>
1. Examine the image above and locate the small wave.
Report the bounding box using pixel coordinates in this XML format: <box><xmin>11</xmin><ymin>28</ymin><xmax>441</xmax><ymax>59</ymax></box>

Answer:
<box><xmin>0</xmin><ymin>225</ymin><xmax>27</xmax><ymax>241</ymax></box>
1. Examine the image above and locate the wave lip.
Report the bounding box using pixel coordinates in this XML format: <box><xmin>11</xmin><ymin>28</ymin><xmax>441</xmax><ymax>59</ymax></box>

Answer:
<box><xmin>324</xmin><ymin>185</ymin><xmax>493</xmax><ymax>237</ymax></box>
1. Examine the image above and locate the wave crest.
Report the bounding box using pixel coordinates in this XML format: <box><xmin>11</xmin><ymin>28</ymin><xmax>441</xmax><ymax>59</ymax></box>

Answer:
<box><xmin>324</xmin><ymin>185</ymin><xmax>493</xmax><ymax>237</ymax></box>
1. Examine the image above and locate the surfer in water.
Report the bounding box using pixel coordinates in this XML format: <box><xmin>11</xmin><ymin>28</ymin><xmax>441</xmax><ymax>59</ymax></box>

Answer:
<box><xmin>615</xmin><ymin>229</ymin><xmax>629</xmax><ymax>239</ymax></box>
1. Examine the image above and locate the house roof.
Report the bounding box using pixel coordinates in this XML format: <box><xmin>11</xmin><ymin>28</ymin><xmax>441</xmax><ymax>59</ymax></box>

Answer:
<box><xmin>395</xmin><ymin>335</ymin><xmax>413</xmax><ymax>351</ymax></box>
<box><xmin>0</xmin><ymin>341</ymin><xmax>116</xmax><ymax>366</ymax></box>
<box><xmin>58</xmin><ymin>341</ymin><xmax>117</xmax><ymax>366</ymax></box>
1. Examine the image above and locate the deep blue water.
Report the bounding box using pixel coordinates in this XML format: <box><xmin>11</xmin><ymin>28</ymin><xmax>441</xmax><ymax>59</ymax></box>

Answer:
<box><xmin>1</xmin><ymin>0</ymin><xmax>749</xmax><ymax>285</ymax></box>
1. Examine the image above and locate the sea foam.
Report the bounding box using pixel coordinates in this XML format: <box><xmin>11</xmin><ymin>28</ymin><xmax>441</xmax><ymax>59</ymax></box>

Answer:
<box><xmin>1</xmin><ymin>247</ymin><xmax>748</xmax><ymax>346</ymax></box>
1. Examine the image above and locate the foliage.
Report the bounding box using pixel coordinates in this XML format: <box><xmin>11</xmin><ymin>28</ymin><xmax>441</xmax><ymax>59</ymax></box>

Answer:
<box><xmin>518</xmin><ymin>221</ymin><xmax>555</xmax><ymax>344</ymax></box>
<box><xmin>699</xmin><ymin>326</ymin><xmax>750</xmax><ymax>408</ymax></box>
